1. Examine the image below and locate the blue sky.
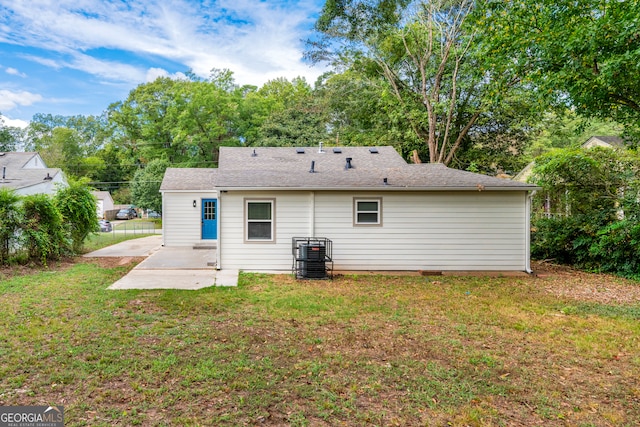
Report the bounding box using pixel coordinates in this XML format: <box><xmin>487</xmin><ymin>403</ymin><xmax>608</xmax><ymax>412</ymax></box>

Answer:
<box><xmin>0</xmin><ymin>0</ymin><xmax>327</xmax><ymax>128</ymax></box>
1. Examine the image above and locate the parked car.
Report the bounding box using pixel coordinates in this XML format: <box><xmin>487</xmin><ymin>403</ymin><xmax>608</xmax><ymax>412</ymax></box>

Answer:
<box><xmin>98</xmin><ymin>219</ymin><xmax>112</xmax><ymax>232</ymax></box>
<box><xmin>116</xmin><ymin>208</ymin><xmax>136</xmax><ymax>220</ymax></box>
<box><xmin>146</xmin><ymin>210</ymin><xmax>161</xmax><ymax>219</ymax></box>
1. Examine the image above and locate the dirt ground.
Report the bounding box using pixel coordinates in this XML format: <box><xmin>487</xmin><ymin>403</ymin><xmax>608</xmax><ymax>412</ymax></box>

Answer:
<box><xmin>530</xmin><ymin>260</ymin><xmax>640</xmax><ymax>305</ymax></box>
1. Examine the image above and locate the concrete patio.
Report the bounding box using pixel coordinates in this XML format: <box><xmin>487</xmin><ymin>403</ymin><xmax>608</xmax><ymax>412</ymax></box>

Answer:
<box><xmin>83</xmin><ymin>235</ymin><xmax>238</xmax><ymax>289</ymax></box>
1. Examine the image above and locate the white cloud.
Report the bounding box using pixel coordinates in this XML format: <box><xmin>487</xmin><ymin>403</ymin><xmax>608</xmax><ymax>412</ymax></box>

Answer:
<box><xmin>5</xmin><ymin>67</ymin><xmax>27</xmax><ymax>78</ymax></box>
<box><xmin>0</xmin><ymin>89</ymin><xmax>43</xmax><ymax>111</ymax></box>
<box><xmin>145</xmin><ymin>68</ymin><xmax>188</xmax><ymax>82</ymax></box>
<box><xmin>0</xmin><ymin>114</ymin><xmax>29</xmax><ymax>129</ymax></box>
<box><xmin>0</xmin><ymin>0</ymin><xmax>325</xmax><ymax>87</ymax></box>
<box><xmin>70</xmin><ymin>54</ymin><xmax>148</xmax><ymax>83</ymax></box>
<box><xmin>19</xmin><ymin>55</ymin><xmax>64</xmax><ymax>70</ymax></box>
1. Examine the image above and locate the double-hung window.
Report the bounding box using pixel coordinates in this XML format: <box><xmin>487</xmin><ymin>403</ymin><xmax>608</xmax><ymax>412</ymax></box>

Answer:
<box><xmin>354</xmin><ymin>198</ymin><xmax>382</xmax><ymax>226</ymax></box>
<box><xmin>245</xmin><ymin>199</ymin><xmax>275</xmax><ymax>241</ymax></box>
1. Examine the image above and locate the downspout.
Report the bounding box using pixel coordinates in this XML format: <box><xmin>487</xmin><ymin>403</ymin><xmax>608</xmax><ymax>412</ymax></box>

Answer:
<box><xmin>161</xmin><ymin>191</ymin><xmax>165</xmax><ymax>246</ymax></box>
<box><xmin>525</xmin><ymin>190</ymin><xmax>536</xmax><ymax>274</ymax></box>
<box><xmin>216</xmin><ymin>191</ymin><xmax>222</xmax><ymax>270</ymax></box>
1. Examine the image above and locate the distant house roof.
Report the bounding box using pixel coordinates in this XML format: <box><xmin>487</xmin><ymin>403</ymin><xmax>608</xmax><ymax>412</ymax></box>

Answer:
<box><xmin>160</xmin><ymin>168</ymin><xmax>218</xmax><ymax>191</ymax></box>
<box><xmin>162</xmin><ymin>146</ymin><xmax>536</xmax><ymax>192</ymax></box>
<box><xmin>0</xmin><ymin>152</ymin><xmax>66</xmax><ymax>193</ymax></box>
<box><xmin>581</xmin><ymin>135</ymin><xmax>624</xmax><ymax>149</ymax></box>
<box><xmin>93</xmin><ymin>190</ymin><xmax>113</xmax><ymax>200</ymax></box>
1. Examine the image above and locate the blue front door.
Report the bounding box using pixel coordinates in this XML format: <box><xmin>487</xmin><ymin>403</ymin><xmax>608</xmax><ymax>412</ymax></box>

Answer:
<box><xmin>202</xmin><ymin>199</ymin><xmax>217</xmax><ymax>239</ymax></box>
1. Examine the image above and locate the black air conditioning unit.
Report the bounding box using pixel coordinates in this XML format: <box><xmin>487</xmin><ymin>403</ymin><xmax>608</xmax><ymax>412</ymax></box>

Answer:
<box><xmin>292</xmin><ymin>237</ymin><xmax>333</xmax><ymax>279</ymax></box>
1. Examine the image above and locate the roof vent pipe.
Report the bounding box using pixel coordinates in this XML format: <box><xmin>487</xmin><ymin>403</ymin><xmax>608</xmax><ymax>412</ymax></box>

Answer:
<box><xmin>2</xmin><ymin>166</ymin><xmax>5</xmax><ymax>180</ymax></box>
<box><xmin>345</xmin><ymin>157</ymin><xmax>353</xmax><ymax>170</ymax></box>
<box><xmin>383</xmin><ymin>177</ymin><xmax>388</xmax><ymax>185</ymax></box>
<box><xmin>251</xmin><ymin>149</ymin><xmax>257</xmax><ymax>157</ymax></box>
<box><xmin>309</xmin><ymin>160</ymin><xmax>316</xmax><ymax>173</ymax></box>
<box><xmin>318</xmin><ymin>142</ymin><xmax>324</xmax><ymax>153</ymax></box>
<box><xmin>44</xmin><ymin>173</ymin><xmax>52</xmax><ymax>181</ymax></box>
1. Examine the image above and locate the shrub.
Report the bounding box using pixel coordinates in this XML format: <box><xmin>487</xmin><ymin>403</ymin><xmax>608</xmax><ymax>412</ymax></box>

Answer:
<box><xmin>0</xmin><ymin>188</ymin><xmax>22</xmax><ymax>264</ymax></box>
<box><xmin>54</xmin><ymin>181</ymin><xmax>98</xmax><ymax>253</ymax></box>
<box><xmin>531</xmin><ymin>216</ymin><xmax>582</xmax><ymax>265</ymax></box>
<box><xmin>589</xmin><ymin>220</ymin><xmax>640</xmax><ymax>279</ymax></box>
<box><xmin>21</xmin><ymin>194</ymin><xmax>68</xmax><ymax>264</ymax></box>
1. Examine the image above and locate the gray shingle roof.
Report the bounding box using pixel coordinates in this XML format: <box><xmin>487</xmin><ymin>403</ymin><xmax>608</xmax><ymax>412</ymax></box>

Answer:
<box><xmin>160</xmin><ymin>168</ymin><xmax>218</xmax><ymax>191</ymax></box>
<box><xmin>214</xmin><ymin>146</ymin><xmax>537</xmax><ymax>191</ymax></box>
<box><xmin>0</xmin><ymin>152</ymin><xmax>64</xmax><ymax>191</ymax></box>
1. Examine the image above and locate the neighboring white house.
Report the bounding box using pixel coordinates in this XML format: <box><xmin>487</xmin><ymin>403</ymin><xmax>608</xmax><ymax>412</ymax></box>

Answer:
<box><xmin>0</xmin><ymin>152</ymin><xmax>67</xmax><ymax>195</ymax></box>
<box><xmin>93</xmin><ymin>191</ymin><xmax>115</xmax><ymax>218</ymax></box>
<box><xmin>160</xmin><ymin>146</ymin><xmax>539</xmax><ymax>273</ymax></box>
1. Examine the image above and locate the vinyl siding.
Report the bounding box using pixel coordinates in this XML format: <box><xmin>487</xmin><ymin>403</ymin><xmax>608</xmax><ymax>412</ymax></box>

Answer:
<box><xmin>220</xmin><ymin>191</ymin><xmax>311</xmax><ymax>270</ymax></box>
<box><xmin>219</xmin><ymin>190</ymin><xmax>529</xmax><ymax>271</ymax></box>
<box><xmin>162</xmin><ymin>191</ymin><xmax>218</xmax><ymax>246</ymax></box>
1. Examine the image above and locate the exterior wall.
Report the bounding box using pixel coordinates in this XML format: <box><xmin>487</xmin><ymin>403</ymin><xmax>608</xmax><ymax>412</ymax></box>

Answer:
<box><xmin>219</xmin><ymin>191</ymin><xmax>311</xmax><ymax>270</ymax></box>
<box><xmin>22</xmin><ymin>154</ymin><xmax>46</xmax><ymax>169</ymax></box>
<box><xmin>315</xmin><ymin>191</ymin><xmax>526</xmax><ymax>271</ymax></box>
<box><xmin>14</xmin><ymin>174</ymin><xmax>67</xmax><ymax>196</ymax></box>
<box><xmin>102</xmin><ymin>196</ymin><xmax>115</xmax><ymax>211</ymax></box>
<box><xmin>162</xmin><ymin>191</ymin><xmax>218</xmax><ymax>246</ymax></box>
<box><xmin>97</xmin><ymin>200</ymin><xmax>104</xmax><ymax>218</ymax></box>
<box><xmin>219</xmin><ymin>190</ymin><xmax>529</xmax><ymax>272</ymax></box>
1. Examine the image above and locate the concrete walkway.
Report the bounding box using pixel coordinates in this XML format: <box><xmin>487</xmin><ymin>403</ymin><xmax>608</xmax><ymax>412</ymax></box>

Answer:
<box><xmin>83</xmin><ymin>236</ymin><xmax>238</xmax><ymax>289</ymax></box>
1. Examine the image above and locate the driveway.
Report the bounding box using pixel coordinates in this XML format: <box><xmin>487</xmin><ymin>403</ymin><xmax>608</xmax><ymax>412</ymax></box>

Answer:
<box><xmin>83</xmin><ymin>236</ymin><xmax>238</xmax><ymax>289</ymax></box>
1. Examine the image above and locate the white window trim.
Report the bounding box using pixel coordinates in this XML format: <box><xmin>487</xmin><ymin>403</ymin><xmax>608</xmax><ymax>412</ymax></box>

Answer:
<box><xmin>353</xmin><ymin>197</ymin><xmax>382</xmax><ymax>226</ymax></box>
<box><xmin>244</xmin><ymin>198</ymin><xmax>276</xmax><ymax>243</ymax></box>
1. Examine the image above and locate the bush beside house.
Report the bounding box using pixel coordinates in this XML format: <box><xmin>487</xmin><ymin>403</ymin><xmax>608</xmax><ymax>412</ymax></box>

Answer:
<box><xmin>0</xmin><ymin>182</ymin><xmax>97</xmax><ymax>265</ymax></box>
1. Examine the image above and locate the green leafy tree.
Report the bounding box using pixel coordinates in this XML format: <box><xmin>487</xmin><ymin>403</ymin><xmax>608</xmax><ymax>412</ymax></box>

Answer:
<box><xmin>108</xmin><ymin>71</ymin><xmax>242</xmax><ymax>168</ymax></box>
<box><xmin>254</xmin><ymin>91</ymin><xmax>329</xmax><ymax>147</ymax></box>
<box><xmin>478</xmin><ymin>0</ymin><xmax>640</xmax><ymax>132</ymax></box>
<box><xmin>318</xmin><ymin>70</ymin><xmax>417</xmax><ymax>149</ymax></box>
<box><xmin>525</xmin><ymin>111</ymin><xmax>624</xmax><ymax>158</ymax></box>
<box><xmin>529</xmin><ymin>146</ymin><xmax>640</xmax><ymax>276</ymax></box>
<box><xmin>238</xmin><ymin>77</ymin><xmax>324</xmax><ymax>146</ymax></box>
<box><xmin>309</xmin><ymin>0</ymin><xmax>537</xmax><ymax>165</ymax></box>
<box><xmin>0</xmin><ymin>188</ymin><xmax>22</xmax><ymax>264</ymax></box>
<box><xmin>24</xmin><ymin>113</ymin><xmax>112</xmax><ymax>179</ymax></box>
<box><xmin>0</xmin><ymin>115</ymin><xmax>22</xmax><ymax>151</ymax></box>
<box><xmin>531</xmin><ymin>147</ymin><xmax>637</xmax><ymax>219</ymax></box>
<box><xmin>54</xmin><ymin>181</ymin><xmax>98</xmax><ymax>253</ymax></box>
<box><xmin>130</xmin><ymin>158</ymin><xmax>170</xmax><ymax>213</ymax></box>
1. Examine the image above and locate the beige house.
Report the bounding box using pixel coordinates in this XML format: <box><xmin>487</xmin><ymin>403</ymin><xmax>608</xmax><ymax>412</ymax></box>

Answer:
<box><xmin>161</xmin><ymin>146</ymin><xmax>538</xmax><ymax>273</ymax></box>
<box><xmin>0</xmin><ymin>152</ymin><xmax>67</xmax><ymax>195</ymax></box>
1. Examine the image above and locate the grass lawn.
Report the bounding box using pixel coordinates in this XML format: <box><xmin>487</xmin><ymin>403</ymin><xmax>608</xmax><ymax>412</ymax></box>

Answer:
<box><xmin>113</xmin><ymin>219</ymin><xmax>162</xmax><ymax>231</ymax></box>
<box><xmin>0</xmin><ymin>259</ymin><xmax>638</xmax><ymax>426</ymax></box>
